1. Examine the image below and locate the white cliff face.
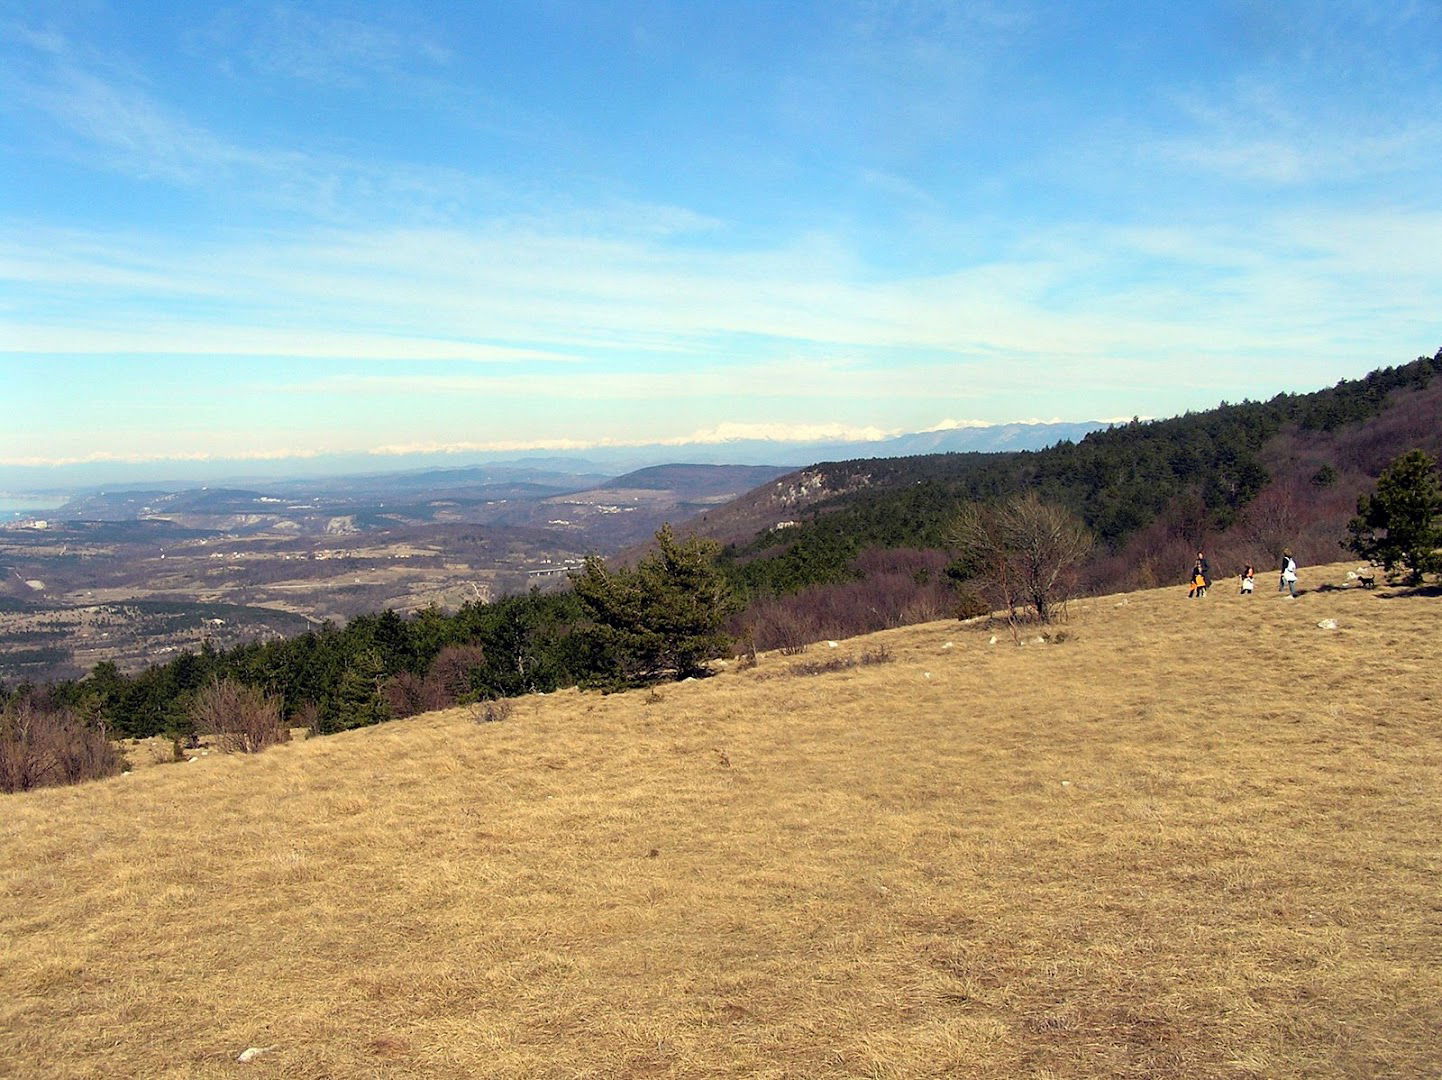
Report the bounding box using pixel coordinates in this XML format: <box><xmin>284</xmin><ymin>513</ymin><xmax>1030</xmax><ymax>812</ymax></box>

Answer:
<box><xmin>766</xmin><ymin>468</ymin><xmax>873</xmax><ymax>512</ymax></box>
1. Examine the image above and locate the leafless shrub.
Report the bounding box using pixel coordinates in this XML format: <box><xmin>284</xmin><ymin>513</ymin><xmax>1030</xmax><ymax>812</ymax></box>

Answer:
<box><xmin>381</xmin><ymin>671</ymin><xmax>428</xmax><ymax>719</ymax></box>
<box><xmin>189</xmin><ymin>677</ymin><xmax>289</xmax><ymax>755</ymax></box>
<box><xmin>737</xmin><ymin>548</ymin><xmax>956</xmax><ymax>652</ymax></box>
<box><xmin>470</xmin><ymin>699</ymin><xmax>514</xmax><ymax>725</ymax></box>
<box><xmin>383</xmin><ymin>646</ymin><xmax>489</xmax><ymax>719</ymax></box>
<box><xmin>1238</xmin><ymin>486</ymin><xmax>1302</xmax><ymax>565</ymax></box>
<box><xmin>789</xmin><ymin>656</ymin><xmax>853</xmax><ymax>676</ymax></box>
<box><xmin>788</xmin><ymin>647</ymin><xmax>892</xmax><ymax>677</ymax></box>
<box><xmin>293</xmin><ymin>701</ymin><xmax>321</xmax><ymax>736</ymax></box>
<box><xmin>1</xmin><ymin>701</ymin><xmax>124</xmax><ymax>793</ymax></box>
<box><xmin>732</xmin><ymin>633</ymin><xmax>759</xmax><ymax>670</ymax></box>
<box><xmin>427</xmin><ymin>645</ymin><xmax>487</xmax><ymax>703</ymax></box>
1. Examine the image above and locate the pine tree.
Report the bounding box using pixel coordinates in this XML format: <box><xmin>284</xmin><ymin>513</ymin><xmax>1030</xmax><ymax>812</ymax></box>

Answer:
<box><xmin>571</xmin><ymin>524</ymin><xmax>734</xmax><ymax>686</ymax></box>
<box><xmin>1346</xmin><ymin>449</ymin><xmax>1442</xmax><ymax>585</ymax></box>
<box><xmin>318</xmin><ymin>647</ymin><xmax>391</xmax><ymax>733</ymax></box>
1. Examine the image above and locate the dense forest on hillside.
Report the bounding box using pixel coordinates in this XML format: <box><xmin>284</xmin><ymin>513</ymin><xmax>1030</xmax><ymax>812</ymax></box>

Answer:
<box><xmin>721</xmin><ymin>350</ymin><xmax>1442</xmax><ymax>599</ymax></box>
<box><xmin>3</xmin><ymin>350</ymin><xmax>1438</xmax><ymax>755</ymax></box>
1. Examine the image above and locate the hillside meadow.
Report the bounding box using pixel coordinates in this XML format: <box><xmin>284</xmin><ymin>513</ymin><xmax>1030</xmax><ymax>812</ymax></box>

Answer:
<box><xmin>2</xmin><ymin>562</ymin><xmax>1439</xmax><ymax>1078</ymax></box>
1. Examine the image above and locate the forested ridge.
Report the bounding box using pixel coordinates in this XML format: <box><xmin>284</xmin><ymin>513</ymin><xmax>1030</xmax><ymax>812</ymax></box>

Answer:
<box><xmin>3</xmin><ymin>350</ymin><xmax>1438</xmax><ymax>751</ymax></box>
<box><xmin>721</xmin><ymin>349</ymin><xmax>1442</xmax><ymax>597</ymax></box>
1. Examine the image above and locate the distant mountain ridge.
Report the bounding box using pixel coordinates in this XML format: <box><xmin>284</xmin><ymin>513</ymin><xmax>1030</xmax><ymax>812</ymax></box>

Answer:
<box><xmin>4</xmin><ymin>421</ymin><xmax>1106</xmax><ymax>496</ymax></box>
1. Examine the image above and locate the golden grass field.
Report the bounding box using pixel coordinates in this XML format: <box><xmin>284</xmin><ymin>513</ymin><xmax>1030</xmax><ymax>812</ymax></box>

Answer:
<box><xmin>2</xmin><ymin>562</ymin><xmax>1439</xmax><ymax>1078</ymax></box>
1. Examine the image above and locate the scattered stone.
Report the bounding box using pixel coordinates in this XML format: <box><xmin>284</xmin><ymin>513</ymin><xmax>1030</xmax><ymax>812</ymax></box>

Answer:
<box><xmin>237</xmin><ymin>1046</ymin><xmax>277</xmax><ymax>1064</ymax></box>
<box><xmin>923</xmin><ymin>672</ymin><xmax>932</xmax><ymax>679</ymax></box>
<box><xmin>1030</xmin><ymin>636</ymin><xmax>1046</xmax><ymax>645</ymax></box>
<box><xmin>826</xmin><ymin>641</ymin><xmax>839</xmax><ymax>648</ymax></box>
<box><xmin>1317</xmin><ymin>619</ymin><xmax>1339</xmax><ymax>630</ymax></box>
<box><xmin>941</xmin><ymin>641</ymin><xmax>954</xmax><ymax>650</ymax></box>
<box><xmin>988</xmin><ymin>635</ymin><xmax>998</xmax><ymax>645</ymax></box>
<box><xmin>1061</xmin><ymin>780</ymin><xmax>1072</xmax><ymax>787</ymax></box>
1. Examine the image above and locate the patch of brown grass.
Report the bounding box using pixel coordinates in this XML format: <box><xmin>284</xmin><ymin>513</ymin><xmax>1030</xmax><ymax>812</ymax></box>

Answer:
<box><xmin>1</xmin><ymin>563</ymin><xmax>1439</xmax><ymax>1077</ymax></box>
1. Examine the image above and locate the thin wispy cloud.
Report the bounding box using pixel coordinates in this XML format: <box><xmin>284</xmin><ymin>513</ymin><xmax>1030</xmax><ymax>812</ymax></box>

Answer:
<box><xmin>2</xmin><ymin>1</ymin><xmax>1440</xmax><ymax>478</ymax></box>
<box><xmin>1153</xmin><ymin>80</ymin><xmax>1442</xmax><ymax>186</ymax></box>
<box><xmin>197</xmin><ymin>5</ymin><xmax>451</xmax><ymax>87</ymax></box>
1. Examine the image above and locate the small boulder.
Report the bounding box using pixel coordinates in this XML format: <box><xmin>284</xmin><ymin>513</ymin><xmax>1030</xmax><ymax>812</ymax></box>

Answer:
<box><xmin>1317</xmin><ymin>619</ymin><xmax>1338</xmax><ymax>630</ymax></box>
<box><xmin>237</xmin><ymin>1046</ymin><xmax>277</xmax><ymax>1064</ymax></box>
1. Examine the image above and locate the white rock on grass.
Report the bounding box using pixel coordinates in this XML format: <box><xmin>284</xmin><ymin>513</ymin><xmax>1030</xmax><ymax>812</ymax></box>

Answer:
<box><xmin>941</xmin><ymin>642</ymin><xmax>954</xmax><ymax>650</ymax></box>
<box><xmin>237</xmin><ymin>1046</ymin><xmax>277</xmax><ymax>1063</ymax></box>
<box><xmin>1317</xmin><ymin>619</ymin><xmax>1339</xmax><ymax>630</ymax></box>
<box><xmin>826</xmin><ymin>641</ymin><xmax>839</xmax><ymax>648</ymax></box>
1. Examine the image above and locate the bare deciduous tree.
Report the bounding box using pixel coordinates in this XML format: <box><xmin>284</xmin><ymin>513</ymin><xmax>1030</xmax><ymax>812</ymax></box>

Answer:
<box><xmin>1238</xmin><ymin>486</ymin><xmax>1301</xmax><ymax>564</ymax></box>
<box><xmin>946</xmin><ymin>493</ymin><xmax>1094</xmax><ymax>625</ymax></box>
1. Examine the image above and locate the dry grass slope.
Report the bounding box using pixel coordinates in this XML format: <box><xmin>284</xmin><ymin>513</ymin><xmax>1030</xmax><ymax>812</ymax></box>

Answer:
<box><xmin>2</xmin><ymin>563</ymin><xmax>1439</xmax><ymax>1079</ymax></box>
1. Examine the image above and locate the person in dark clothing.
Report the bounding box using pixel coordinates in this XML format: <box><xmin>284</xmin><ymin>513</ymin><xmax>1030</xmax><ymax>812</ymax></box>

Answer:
<box><xmin>1193</xmin><ymin>551</ymin><xmax>1210</xmax><ymax>598</ymax></box>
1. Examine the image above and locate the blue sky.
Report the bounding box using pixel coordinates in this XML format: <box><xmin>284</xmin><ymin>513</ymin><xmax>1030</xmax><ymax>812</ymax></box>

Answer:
<box><xmin>3</xmin><ymin>0</ymin><xmax>1440</xmax><ymax>475</ymax></box>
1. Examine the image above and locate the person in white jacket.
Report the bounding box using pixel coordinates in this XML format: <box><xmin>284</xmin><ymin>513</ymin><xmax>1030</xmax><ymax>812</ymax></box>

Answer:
<box><xmin>1279</xmin><ymin>550</ymin><xmax>1298</xmax><ymax>597</ymax></box>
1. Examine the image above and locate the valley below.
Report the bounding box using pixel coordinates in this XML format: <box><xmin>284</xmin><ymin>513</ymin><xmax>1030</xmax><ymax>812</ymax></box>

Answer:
<box><xmin>0</xmin><ymin>462</ymin><xmax>789</xmax><ymax>682</ymax></box>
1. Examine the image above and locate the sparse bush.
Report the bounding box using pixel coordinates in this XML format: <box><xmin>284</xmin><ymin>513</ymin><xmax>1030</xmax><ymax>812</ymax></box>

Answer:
<box><xmin>293</xmin><ymin>701</ymin><xmax>321</xmax><ymax>735</ymax></box>
<box><xmin>427</xmin><ymin>645</ymin><xmax>487</xmax><ymax>703</ymax></box>
<box><xmin>788</xmin><ymin>647</ymin><xmax>891</xmax><ymax>677</ymax></box>
<box><xmin>739</xmin><ymin>548</ymin><xmax>956</xmax><ymax>652</ymax></box>
<box><xmin>1</xmin><ymin>700</ymin><xmax>124</xmax><ymax>793</ymax></box>
<box><xmin>733</xmin><ymin>633</ymin><xmax>758</xmax><ymax>670</ymax></box>
<box><xmin>382</xmin><ymin>647</ymin><xmax>488</xmax><ymax>720</ymax></box>
<box><xmin>189</xmin><ymin>677</ymin><xmax>289</xmax><ymax>754</ymax></box>
<box><xmin>381</xmin><ymin>670</ymin><xmax>428</xmax><ymax>719</ymax></box>
<box><xmin>470</xmin><ymin>699</ymin><xmax>514</xmax><ymax>725</ymax></box>
<box><xmin>789</xmin><ymin>656</ymin><xmax>852</xmax><ymax>676</ymax></box>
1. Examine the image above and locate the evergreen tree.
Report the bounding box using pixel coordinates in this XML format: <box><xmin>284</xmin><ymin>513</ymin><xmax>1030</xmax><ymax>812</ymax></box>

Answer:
<box><xmin>571</xmin><ymin>524</ymin><xmax>734</xmax><ymax>686</ymax></box>
<box><xmin>1346</xmin><ymin>449</ymin><xmax>1442</xmax><ymax>585</ymax></box>
<box><xmin>318</xmin><ymin>647</ymin><xmax>391</xmax><ymax>733</ymax></box>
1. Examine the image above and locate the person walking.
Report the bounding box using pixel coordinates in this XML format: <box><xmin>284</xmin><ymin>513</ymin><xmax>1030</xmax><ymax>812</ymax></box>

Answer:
<box><xmin>1280</xmin><ymin>550</ymin><xmax>1298</xmax><ymax>597</ymax></box>
<box><xmin>1240</xmin><ymin>564</ymin><xmax>1255</xmax><ymax>594</ymax></box>
<box><xmin>1195</xmin><ymin>551</ymin><xmax>1211</xmax><ymax>598</ymax></box>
